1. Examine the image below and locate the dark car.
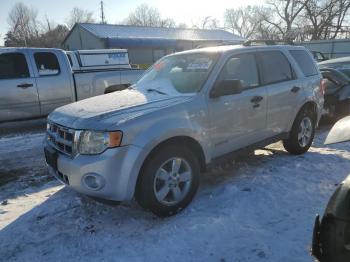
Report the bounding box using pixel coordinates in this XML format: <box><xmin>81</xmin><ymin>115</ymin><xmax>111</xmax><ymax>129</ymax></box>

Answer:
<box><xmin>320</xmin><ymin>68</ymin><xmax>350</xmax><ymax>119</ymax></box>
<box><xmin>312</xmin><ymin>116</ymin><xmax>350</xmax><ymax>262</ymax></box>
<box><xmin>319</xmin><ymin>56</ymin><xmax>350</xmax><ymax>78</ymax></box>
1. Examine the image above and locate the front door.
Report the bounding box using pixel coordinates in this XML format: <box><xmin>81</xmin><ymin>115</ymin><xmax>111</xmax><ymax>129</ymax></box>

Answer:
<box><xmin>28</xmin><ymin>50</ymin><xmax>74</xmax><ymax>115</ymax></box>
<box><xmin>0</xmin><ymin>51</ymin><xmax>40</xmax><ymax>122</ymax></box>
<box><xmin>207</xmin><ymin>52</ymin><xmax>268</xmax><ymax>158</ymax></box>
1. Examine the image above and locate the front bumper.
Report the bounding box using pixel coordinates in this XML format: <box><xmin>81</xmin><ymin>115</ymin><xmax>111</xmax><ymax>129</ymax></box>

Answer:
<box><xmin>44</xmin><ymin>141</ymin><xmax>149</xmax><ymax>201</ymax></box>
<box><xmin>311</xmin><ymin>213</ymin><xmax>350</xmax><ymax>262</ymax></box>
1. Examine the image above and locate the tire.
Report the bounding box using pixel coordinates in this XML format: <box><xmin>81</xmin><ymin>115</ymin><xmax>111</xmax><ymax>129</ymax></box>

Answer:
<box><xmin>135</xmin><ymin>145</ymin><xmax>200</xmax><ymax>217</ymax></box>
<box><xmin>283</xmin><ymin>108</ymin><xmax>316</xmax><ymax>155</ymax></box>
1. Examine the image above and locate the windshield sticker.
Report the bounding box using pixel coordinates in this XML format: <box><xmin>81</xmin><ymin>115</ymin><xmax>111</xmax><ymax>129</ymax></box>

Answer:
<box><xmin>186</xmin><ymin>61</ymin><xmax>212</xmax><ymax>71</ymax></box>
<box><xmin>154</xmin><ymin>61</ymin><xmax>166</xmax><ymax>71</ymax></box>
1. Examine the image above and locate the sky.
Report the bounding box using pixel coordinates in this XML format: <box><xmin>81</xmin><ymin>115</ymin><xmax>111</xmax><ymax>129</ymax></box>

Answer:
<box><xmin>0</xmin><ymin>0</ymin><xmax>262</xmax><ymax>46</ymax></box>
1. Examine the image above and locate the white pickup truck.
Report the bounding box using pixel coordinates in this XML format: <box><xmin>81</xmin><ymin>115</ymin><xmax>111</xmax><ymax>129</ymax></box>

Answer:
<box><xmin>0</xmin><ymin>48</ymin><xmax>144</xmax><ymax>122</ymax></box>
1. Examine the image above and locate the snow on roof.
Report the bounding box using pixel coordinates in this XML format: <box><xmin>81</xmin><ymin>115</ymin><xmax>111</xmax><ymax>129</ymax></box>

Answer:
<box><xmin>78</xmin><ymin>23</ymin><xmax>244</xmax><ymax>41</ymax></box>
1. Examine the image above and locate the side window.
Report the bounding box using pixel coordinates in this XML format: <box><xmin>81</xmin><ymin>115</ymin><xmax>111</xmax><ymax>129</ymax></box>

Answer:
<box><xmin>219</xmin><ymin>53</ymin><xmax>259</xmax><ymax>89</ymax></box>
<box><xmin>34</xmin><ymin>52</ymin><xmax>60</xmax><ymax>76</ymax></box>
<box><xmin>290</xmin><ymin>50</ymin><xmax>318</xmax><ymax>77</ymax></box>
<box><xmin>66</xmin><ymin>54</ymin><xmax>73</xmax><ymax>67</ymax></box>
<box><xmin>258</xmin><ymin>51</ymin><xmax>293</xmax><ymax>85</ymax></box>
<box><xmin>0</xmin><ymin>52</ymin><xmax>30</xmax><ymax>80</ymax></box>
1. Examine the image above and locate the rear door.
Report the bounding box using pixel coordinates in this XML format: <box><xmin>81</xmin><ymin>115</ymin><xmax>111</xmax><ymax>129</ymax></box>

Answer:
<box><xmin>208</xmin><ymin>52</ymin><xmax>268</xmax><ymax>158</ymax></box>
<box><xmin>257</xmin><ymin>50</ymin><xmax>300</xmax><ymax>136</ymax></box>
<box><xmin>0</xmin><ymin>51</ymin><xmax>40</xmax><ymax>122</ymax></box>
<box><xmin>28</xmin><ymin>50</ymin><xmax>74</xmax><ymax>115</ymax></box>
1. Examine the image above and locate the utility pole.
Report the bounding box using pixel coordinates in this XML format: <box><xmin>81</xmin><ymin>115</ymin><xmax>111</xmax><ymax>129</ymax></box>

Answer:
<box><xmin>100</xmin><ymin>0</ymin><xmax>106</xmax><ymax>24</ymax></box>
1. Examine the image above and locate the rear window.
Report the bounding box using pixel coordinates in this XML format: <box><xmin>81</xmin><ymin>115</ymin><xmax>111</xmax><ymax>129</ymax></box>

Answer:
<box><xmin>258</xmin><ymin>51</ymin><xmax>293</xmax><ymax>85</ymax></box>
<box><xmin>290</xmin><ymin>50</ymin><xmax>318</xmax><ymax>77</ymax></box>
<box><xmin>34</xmin><ymin>52</ymin><xmax>60</xmax><ymax>76</ymax></box>
<box><xmin>66</xmin><ymin>54</ymin><xmax>73</xmax><ymax>67</ymax></box>
<box><xmin>0</xmin><ymin>52</ymin><xmax>30</xmax><ymax>80</ymax></box>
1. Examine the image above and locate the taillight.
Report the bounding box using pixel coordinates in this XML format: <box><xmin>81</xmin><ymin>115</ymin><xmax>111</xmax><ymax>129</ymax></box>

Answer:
<box><xmin>320</xmin><ymin>79</ymin><xmax>326</xmax><ymax>96</ymax></box>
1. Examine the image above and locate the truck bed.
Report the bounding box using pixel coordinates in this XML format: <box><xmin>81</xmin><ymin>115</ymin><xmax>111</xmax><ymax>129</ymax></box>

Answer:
<box><xmin>74</xmin><ymin>69</ymin><xmax>144</xmax><ymax>100</ymax></box>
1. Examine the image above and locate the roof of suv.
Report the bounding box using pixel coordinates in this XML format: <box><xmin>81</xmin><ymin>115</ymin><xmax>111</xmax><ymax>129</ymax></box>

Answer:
<box><xmin>175</xmin><ymin>44</ymin><xmax>307</xmax><ymax>56</ymax></box>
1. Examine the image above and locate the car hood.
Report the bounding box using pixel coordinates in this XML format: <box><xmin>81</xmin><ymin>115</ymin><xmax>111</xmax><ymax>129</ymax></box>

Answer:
<box><xmin>325</xmin><ymin>115</ymin><xmax>350</xmax><ymax>145</ymax></box>
<box><xmin>48</xmin><ymin>88</ymin><xmax>193</xmax><ymax>130</ymax></box>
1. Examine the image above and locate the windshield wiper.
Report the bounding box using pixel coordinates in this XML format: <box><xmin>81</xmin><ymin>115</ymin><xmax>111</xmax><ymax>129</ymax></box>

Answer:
<box><xmin>146</xmin><ymin>88</ymin><xmax>168</xmax><ymax>95</ymax></box>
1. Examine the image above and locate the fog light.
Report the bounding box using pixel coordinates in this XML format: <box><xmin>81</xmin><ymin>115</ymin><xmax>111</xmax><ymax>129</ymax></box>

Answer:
<box><xmin>82</xmin><ymin>173</ymin><xmax>105</xmax><ymax>191</ymax></box>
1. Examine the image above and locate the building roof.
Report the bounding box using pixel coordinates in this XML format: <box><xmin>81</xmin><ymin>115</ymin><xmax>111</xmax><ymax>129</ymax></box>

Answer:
<box><xmin>77</xmin><ymin>23</ymin><xmax>243</xmax><ymax>42</ymax></box>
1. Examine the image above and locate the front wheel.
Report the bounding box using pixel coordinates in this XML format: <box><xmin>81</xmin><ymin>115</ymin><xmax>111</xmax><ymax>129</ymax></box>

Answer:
<box><xmin>283</xmin><ymin>108</ymin><xmax>316</xmax><ymax>155</ymax></box>
<box><xmin>135</xmin><ymin>145</ymin><xmax>200</xmax><ymax>217</ymax></box>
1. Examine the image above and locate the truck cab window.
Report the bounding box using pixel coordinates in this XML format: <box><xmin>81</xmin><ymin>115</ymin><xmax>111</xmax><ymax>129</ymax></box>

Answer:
<box><xmin>34</xmin><ymin>52</ymin><xmax>60</xmax><ymax>76</ymax></box>
<box><xmin>0</xmin><ymin>52</ymin><xmax>30</xmax><ymax>80</ymax></box>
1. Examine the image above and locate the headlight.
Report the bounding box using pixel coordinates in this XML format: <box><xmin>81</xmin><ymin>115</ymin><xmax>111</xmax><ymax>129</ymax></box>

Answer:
<box><xmin>78</xmin><ymin>131</ymin><xmax>123</xmax><ymax>155</ymax></box>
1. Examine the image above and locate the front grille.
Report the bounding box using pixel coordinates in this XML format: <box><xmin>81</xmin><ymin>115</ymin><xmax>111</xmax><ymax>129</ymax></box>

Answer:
<box><xmin>47</xmin><ymin>122</ymin><xmax>76</xmax><ymax>157</ymax></box>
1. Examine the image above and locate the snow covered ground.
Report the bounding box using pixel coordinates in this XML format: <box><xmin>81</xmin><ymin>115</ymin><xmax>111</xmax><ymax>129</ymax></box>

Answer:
<box><xmin>1</xmin><ymin>127</ymin><xmax>349</xmax><ymax>262</ymax></box>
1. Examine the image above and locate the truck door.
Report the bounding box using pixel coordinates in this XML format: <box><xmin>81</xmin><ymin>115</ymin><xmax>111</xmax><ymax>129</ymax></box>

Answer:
<box><xmin>0</xmin><ymin>51</ymin><xmax>40</xmax><ymax>122</ymax></box>
<box><xmin>207</xmin><ymin>52</ymin><xmax>268</xmax><ymax>158</ymax></box>
<box><xmin>28</xmin><ymin>50</ymin><xmax>74</xmax><ymax>115</ymax></box>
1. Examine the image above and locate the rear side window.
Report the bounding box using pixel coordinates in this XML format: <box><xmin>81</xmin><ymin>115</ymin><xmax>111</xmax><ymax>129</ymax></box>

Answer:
<box><xmin>219</xmin><ymin>53</ymin><xmax>259</xmax><ymax>89</ymax></box>
<box><xmin>290</xmin><ymin>50</ymin><xmax>318</xmax><ymax>77</ymax></box>
<box><xmin>66</xmin><ymin>54</ymin><xmax>73</xmax><ymax>67</ymax></box>
<box><xmin>0</xmin><ymin>52</ymin><xmax>30</xmax><ymax>79</ymax></box>
<box><xmin>34</xmin><ymin>52</ymin><xmax>60</xmax><ymax>76</ymax></box>
<box><xmin>258</xmin><ymin>51</ymin><xmax>293</xmax><ymax>85</ymax></box>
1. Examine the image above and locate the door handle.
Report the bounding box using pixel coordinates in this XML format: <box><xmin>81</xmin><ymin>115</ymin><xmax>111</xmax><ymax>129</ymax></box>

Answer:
<box><xmin>250</xmin><ymin>96</ymin><xmax>263</xmax><ymax>103</ymax></box>
<box><xmin>291</xmin><ymin>86</ymin><xmax>301</xmax><ymax>93</ymax></box>
<box><xmin>17</xmin><ymin>83</ymin><xmax>33</xmax><ymax>89</ymax></box>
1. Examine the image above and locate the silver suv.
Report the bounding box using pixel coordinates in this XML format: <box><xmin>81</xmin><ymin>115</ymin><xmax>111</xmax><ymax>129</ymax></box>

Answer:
<box><xmin>44</xmin><ymin>45</ymin><xmax>324</xmax><ymax>216</ymax></box>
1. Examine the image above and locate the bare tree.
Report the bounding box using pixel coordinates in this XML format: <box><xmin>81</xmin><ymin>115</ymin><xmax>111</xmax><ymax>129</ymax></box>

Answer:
<box><xmin>40</xmin><ymin>24</ymin><xmax>69</xmax><ymax>48</ymax></box>
<box><xmin>261</xmin><ymin>0</ymin><xmax>310</xmax><ymax>40</ymax></box>
<box><xmin>66</xmin><ymin>7</ymin><xmax>95</xmax><ymax>29</ymax></box>
<box><xmin>191</xmin><ymin>16</ymin><xmax>220</xmax><ymax>30</ymax></box>
<box><xmin>5</xmin><ymin>2</ymin><xmax>69</xmax><ymax>47</ymax></box>
<box><xmin>124</xmin><ymin>4</ymin><xmax>175</xmax><ymax>27</ymax></box>
<box><xmin>177</xmin><ymin>23</ymin><xmax>188</xmax><ymax>29</ymax></box>
<box><xmin>7</xmin><ymin>2</ymin><xmax>39</xmax><ymax>46</ymax></box>
<box><xmin>224</xmin><ymin>5</ymin><xmax>283</xmax><ymax>39</ymax></box>
<box><xmin>224</xmin><ymin>6</ymin><xmax>264</xmax><ymax>38</ymax></box>
<box><xmin>159</xmin><ymin>18</ymin><xmax>176</xmax><ymax>28</ymax></box>
<box><xmin>303</xmin><ymin>0</ymin><xmax>350</xmax><ymax>40</ymax></box>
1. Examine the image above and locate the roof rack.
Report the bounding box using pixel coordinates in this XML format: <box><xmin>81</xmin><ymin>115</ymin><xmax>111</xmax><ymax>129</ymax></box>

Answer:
<box><xmin>243</xmin><ymin>40</ymin><xmax>294</xmax><ymax>46</ymax></box>
<box><xmin>195</xmin><ymin>40</ymin><xmax>244</xmax><ymax>49</ymax></box>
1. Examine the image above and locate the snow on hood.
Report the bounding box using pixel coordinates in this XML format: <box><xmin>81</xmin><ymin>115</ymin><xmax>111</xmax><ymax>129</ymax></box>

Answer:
<box><xmin>49</xmin><ymin>88</ymin><xmax>192</xmax><ymax>130</ymax></box>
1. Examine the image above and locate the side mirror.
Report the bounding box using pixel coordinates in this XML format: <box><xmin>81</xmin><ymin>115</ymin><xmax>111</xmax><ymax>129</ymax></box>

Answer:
<box><xmin>210</xmin><ymin>79</ymin><xmax>243</xmax><ymax>98</ymax></box>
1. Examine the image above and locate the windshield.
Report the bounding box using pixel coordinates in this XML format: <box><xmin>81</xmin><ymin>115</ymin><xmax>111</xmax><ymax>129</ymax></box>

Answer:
<box><xmin>134</xmin><ymin>52</ymin><xmax>218</xmax><ymax>95</ymax></box>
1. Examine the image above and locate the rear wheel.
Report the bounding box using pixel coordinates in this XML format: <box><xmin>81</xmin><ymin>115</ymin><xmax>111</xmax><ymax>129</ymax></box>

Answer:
<box><xmin>283</xmin><ymin>108</ymin><xmax>316</xmax><ymax>155</ymax></box>
<box><xmin>135</xmin><ymin>145</ymin><xmax>200</xmax><ymax>217</ymax></box>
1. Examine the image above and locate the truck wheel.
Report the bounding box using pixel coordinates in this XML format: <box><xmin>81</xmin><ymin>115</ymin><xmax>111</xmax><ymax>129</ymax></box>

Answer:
<box><xmin>135</xmin><ymin>145</ymin><xmax>200</xmax><ymax>217</ymax></box>
<box><xmin>283</xmin><ymin>108</ymin><xmax>315</xmax><ymax>155</ymax></box>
